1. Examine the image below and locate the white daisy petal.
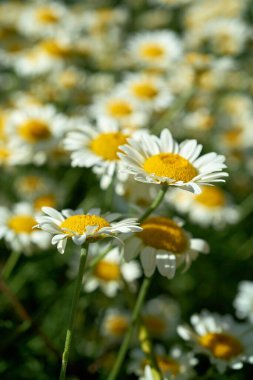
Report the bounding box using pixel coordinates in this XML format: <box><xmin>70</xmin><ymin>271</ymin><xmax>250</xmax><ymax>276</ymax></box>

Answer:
<box><xmin>140</xmin><ymin>247</ymin><xmax>156</xmax><ymax>277</ymax></box>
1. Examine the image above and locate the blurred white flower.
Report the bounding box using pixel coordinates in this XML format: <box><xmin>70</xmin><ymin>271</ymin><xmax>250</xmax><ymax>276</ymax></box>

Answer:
<box><xmin>234</xmin><ymin>281</ymin><xmax>253</xmax><ymax>322</ymax></box>
<box><xmin>178</xmin><ymin>310</ymin><xmax>253</xmax><ymax>373</ymax></box>
<box><xmin>0</xmin><ymin>202</ymin><xmax>50</xmax><ymax>254</ymax></box>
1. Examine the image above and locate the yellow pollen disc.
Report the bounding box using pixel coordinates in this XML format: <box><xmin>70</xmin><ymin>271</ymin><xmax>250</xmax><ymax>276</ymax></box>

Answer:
<box><xmin>34</xmin><ymin>194</ymin><xmax>56</xmax><ymax>210</ymax></box>
<box><xmin>186</xmin><ymin>52</ymin><xmax>211</xmax><ymax>66</ymax></box>
<box><xmin>36</xmin><ymin>8</ymin><xmax>59</xmax><ymax>24</ymax></box>
<box><xmin>143</xmin><ymin>315</ymin><xmax>166</xmax><ymax>335</ymax></box>
<box><xmin>199</xmin><ymin>332</ymin><xmax>244</xmax><ymax>360</ymax></box>
<box><xmin>90</xmin><ymin>132</ymin><xmax>128</xmax><ymax>160</ymax></box>
<box><xmin>0</xmin><ymin>148</ymin><xmax>9</xmax><ymax>160</ymax></box>
<box><xmin>140</xmin><ymin>43</ymin><xmax>165</xmax><ymax>59</ymax></box>
<box><xmin>139</xmin><ymin>216</ymin><xmax>188</xmax><ymax>254</ymax></box>
<box><xmin>223</xmin><ymin>128</ymin><xmax>242</xmax><ymax>147</ymax></box>
<box><xmin>142</xmin><ymin>356</ymin><xmax>180</xmax><ymax>376</ymax></box>
<box><xmin>107</xmin><ymin>100</ymin><xmax>133</xmax><ymax>118</ymax></box>
<box><xmin>94</xmin><ymin>260</ymin><xmax>120</xmax><ymax>282</ymax></box>
<box><xmin>8</xmin><ymin>215</ymin><xmax>37</xmax><ymax>233</ymax></box>
<box><xmin>143</xmin><ymin>153</ymin><xmax>198</xmax><ymax>182</ymax></box>
<box><xmin>157</xmin><ymin>356</ymin><xmax>180</xmax><ymax>376</ymax></box>
<box><xmin>195</xmin><ymin>186</ymin><xmax>226</xmax><ymax>208</ymax></box>
<box><xmin>106</xmin><ymin>316</ymin><xmax>129</xmax><ymax>337</ymax></box>
<box><xmin>20</xmin><ymin>176</ymin><xmax>43</xmax><ymax>192</ymax></box>
<box><xmin>59</xmin><ymin>71</ymin><xmax>78</xmax><ymax>88</ymax></box>
<box><xmin>18</xmin><ymin>119</ymin><xmax>51</xmax><ymax>143</ymax></box>
<box><xmin>131</xmin><ymin>82</ymin><xmax>158</xmax><ymax>99</ymax></box>
<box><xmin>40</xmin><ymin>40</ymin><xmax>71</xmax><ymax>58</ymax></box>
<box><xmin>0</xmin><ymin>114</ymin><xmax>6</xmax><ymax>138</ymax></box>
<box><xmin>60</xmin><ymin>215</ymin><xmax>110</xmax><ymax>236</ymax></box>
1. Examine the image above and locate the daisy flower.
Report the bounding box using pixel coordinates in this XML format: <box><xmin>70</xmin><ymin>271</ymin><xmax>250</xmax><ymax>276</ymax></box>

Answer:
<box><xmin>118</xmin><ymin>129</ymin><xmax>228</xmax><ymax>194</ymax></box>
<box><xmin>68</xmin><ymin>245</ymin><xmax>141</xmax><ymax>297</ymax></box>
<box><xmin>167</xmin><ymin>186</ymin><xmax>239</xmax><ymax>229</ymax></box>
<box><xmin>101</xmin><ymin>308</ymin><xmax>131</xmax><ymax>340</ymax></box>
<box><xmin>35</xmin><ymin>207</ymin><xmax>142</xmax><ymax>254</ymax></box>
<box><xmin>90</xmin><ymin>91</ymin><xmax>148</xmax><ymax>128</ymax></box>
<box><xmin>202</xmin><ymin>18</ymin><xmax>249</xmax><ymax>56</ymax></box>
<box><xmin>0</xmin><ymin>138</ymin><xmax>31</xmax><ymax>167</ymax></box>
<box><xmin>178</xmin><ymin>311</ymin><xmax>253</xmax><ymax>373</ymax></box>
<box><xmin>129</xmin><ymin>345</ymin><xmax>197</xmax><ymax>379</ymax></box>
<box><xmin>64</xmin><ymin>120</ymin><xmax>134</xmax><ymax>190</ymax></box>
<box><xmin>82</xmin><ymin>7</ymin><xmax>128</xmax><ymax>34</ymax></box>
<box><xmin>17</xmin><ymin>2</ymin><xmax>70</xmax><ymax>38</ymax></box>
<box><xmin>6</xmin><ymin>104</ymin><xmax>69</xmax><ymax>164</ymax></box>
<box><xmin>234</xmin><ymin>281</ymin><xmax>253</xmax><ymax>322</ymax></box>
<box><xmin>141</xmin><ymin>296</ymin><xmax>180</xmax><ymax>339</ymax></box>
<box><xmin>124</xmin><ymin>216</ymin><xmax>209</xmax><ymax>278</ymax></box>
<box><xmin>119</xmin><ymin>73</ymin><xmax>173</xmax><ymax>111</ymax></box>
<box><xmin>0</xmin><ymin>203</ymin><xmax>50</xmax><ymax>254</ymax></box>
<box><xmin>14</xmin><ymin>174</ymin><xmax>51</xmax><ymax>199</ymax></box>
<box><xmin>127</xmin><ymin>31</ymin><xmax>182</xmax><ymax>69</ymax></box>
<box><xmin>14</xmin><ymin>37</ymin><xmax>73</xmax><ymax>77</ymax></box>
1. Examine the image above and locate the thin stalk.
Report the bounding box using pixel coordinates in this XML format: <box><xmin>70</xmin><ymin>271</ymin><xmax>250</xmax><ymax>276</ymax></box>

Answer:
<box><xmin>138</xmin><ymin>325</ymin><xmax>163</xmax><ymax>380</ymax></box>
<box><xmin>59</xmin><ymin>245</ymin><xmax>89</xmax><ymax>380</ymax></box>
<box><xmin>107</xmin><ymin>277</ymin><xmax>151</xmax><ymax>380</ymax></box>
<box><xmin>107</xmin><ymin>186</ymin><xmax>169</xmax><ymax>380</ymax></box>
<box><xmin>86</xmin><ymin>244</ymin><xmax>112</xmax><ymax>271</ymax></box>
<box><xmin>2</xmin><ymin>251</ymin><xmax>21</xmax><ymax>280</ymax></box>
<box><xmin>122</xmin><ymin>278</ymin><xmax>162</xmax><ymax>378</ymax></box>
<box><xmin>138</xmin><ymin>185</ymin><xmax>167</xmax><ymax>223</ymax></box>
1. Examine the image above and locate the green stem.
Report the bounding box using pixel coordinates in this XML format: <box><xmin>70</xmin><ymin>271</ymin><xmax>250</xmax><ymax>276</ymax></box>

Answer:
<box><xmin>2</xmin><ymin>251</ymin><xmax>21</xmax><ymax>280</ymax></box>
<box><xmin>138</xmin><ymin>185</ymin><xmax>167</xmax><ymax>223</ymax></box>
<box><xmin>107</xmin><ymin>186</ymin><xmax>168</xmax><ymax>380</ymax></box>
<box><xmin>86</xmin><ymin>245</ymin><xmax>112</xmax><ymax>271</ymax></box>
<box><xmin>59</xmin><ymin>245</ymin><xmax>89</xmax><ymax>380</ymax></box>
<box><xmin>107</xmin><ymin>277</ymin><xmax>151</xmax><ymax>380</ymax></box>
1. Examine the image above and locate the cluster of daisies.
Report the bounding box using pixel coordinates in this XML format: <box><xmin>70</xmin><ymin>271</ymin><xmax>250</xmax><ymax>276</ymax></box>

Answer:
<box><xmin>0</xmin><ymin>0</ymin><xmax>253</xmax><ymax>379</ymax></box>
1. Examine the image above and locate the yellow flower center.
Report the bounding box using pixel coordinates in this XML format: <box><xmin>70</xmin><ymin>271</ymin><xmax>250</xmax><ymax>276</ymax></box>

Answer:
<box><xmin>19</xmin><ymin>176</ymin><xmax>43</xmax><ymax>192</ymax></box>
<box><xmin>40</xmin><ymin>40</ymin><xmax>71</xmax><ymax>58</ymax></box>
<box><xmin>0</xmin><ymin>147</ymin><xmax>9</xmax><ymax>160</ymax></box>
<box><xmin>107</xmin><ymin>100</ymin><xmax>133</xmax><ymax>118</ymax></box>
<box><xmin>59</xmin><ymin>71</ymin><xmax>78</xmax><ymax>88</ymax></box>
<box><xmin>105</xmin><ymin>315</ymin><xmax>129</xmax><ymax>337</ymax></box>
<box><xmin>142</xmin><ymin>356</ymin><xmax>180</xmax><ymax>376</ymax></box>
<box><xmin>36</xmin><ymin>7</ymin><xmax>59</xmax><ymax>24</ymax></box>
<box><xmin>60</xmin><ymin>215</ymin><xmax>110</xmax><ymax>236</ymax></box>
<box><xmin>195</xmin><ymin>186</ymin><xmax>226</xmax><ymax>208</ymax></box>
<box><xmin>199</xmin><ymin>332</ymin><xmax>244</xmax><ymax>360</ymax></box>
<box><xmin>8</xmin><ymin>215</ymin><xmax>37</xmax><ymax>233</ymax></box>
<box><xmin>94</xmin><ymin>260</ymin><xmax>120</xmax><ymax>282</ymax></box>
<box><xmin>0</xmin><ymin>114</ymin><xmax>6</xmax><ymax>138</ymax></box>
<box><xmin>18</xmin><ymin>119</ymin><xmax>51</xmax><ymax>143</ymax></box>
<box><xmin>131</xmin><ymin>82</ymin><xmax>158</xmax><ymax>99</ymax></box>
<box><xmin>138</xmin><ymin>217</ymin><xmax>188</xmax><ymax>253</ymax></box>
<box><xmin>140</xmin><ymin>43</ymin><xmax>165</xmax><ymax>60</ymax></box>
<box><xmin>90</xmin><ymin>132</ymin><xmax>128</xmax><ymax>160</ymax></box>
<box><xmin>223</xmin><ymin>128</ymin><xmax>242</xmax><ymax>147</ymax></box>
<box><xmin>157</xmin><ymin>356</ymin><xmax>180</xmax><ymax>376</ymax></box>
<box><xmin>143</xmin><ymin>315</ymin><xmax>167</xmax><ymax>335</ymax></box>
<box><xmin>34</xmin><ymin>194</ymin><xmax>57</xmax><ymax>210</ymax></box>
<box><xmin>143</xmin><ymin>153</ymin><xmax>198</xmax><ymax>182</ymax></box>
